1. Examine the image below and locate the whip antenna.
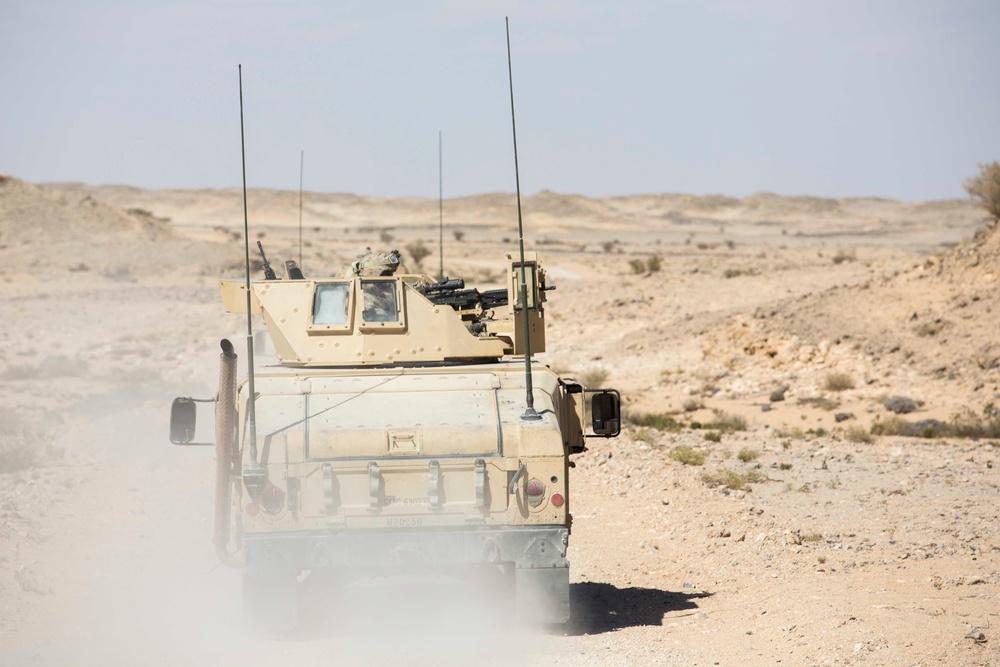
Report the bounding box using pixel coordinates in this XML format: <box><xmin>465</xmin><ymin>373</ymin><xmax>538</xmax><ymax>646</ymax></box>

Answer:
<box><xmin>506</xmin><ymin>17</ymin><xmax>540</xmax><ymax>422</ymax></box>
<box><xmin>438</xmin><ymin>130</ymin><xmax>444</xmax><ymax>282</ymax></box>
<box><xmin>298</xmin><ymin>149</ymin><xmax>304</xmax><ymax>269</ymax></box>
<box><xmin>238</xmin><ymin>65</ymin><xmax>265</xmax><ymax>491</ymax></box>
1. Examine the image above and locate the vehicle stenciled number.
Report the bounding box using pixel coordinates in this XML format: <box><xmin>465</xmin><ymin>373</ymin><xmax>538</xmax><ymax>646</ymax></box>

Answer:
<box><xmin>386</xmin><ymin>517</ymin><xmax>423</xmax><ymax>527</ymax></box>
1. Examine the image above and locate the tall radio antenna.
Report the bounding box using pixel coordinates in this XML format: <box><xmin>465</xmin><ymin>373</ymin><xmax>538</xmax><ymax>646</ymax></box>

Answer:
<box><xmin>506</xmin><ymin>17</ymin><xmax>540</xmax><ymax>422</ymax></box>
<box><xmin>438</xmin><ymin>130</ymin><xmax>444</xmax><ymax>282</ymax></box>
<box><xmin>238</xmin><ymin>65</ymin><xmax>265</xmax><ymax>493</ymax></box>
<box><xmin>298</xmin><ymin>149</ymin><xmax>304</xmax><ymax>269</ymax></box>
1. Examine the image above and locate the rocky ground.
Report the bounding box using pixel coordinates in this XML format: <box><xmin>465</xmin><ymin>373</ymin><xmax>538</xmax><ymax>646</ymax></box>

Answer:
<box><xmin>0</xmin><ymin>176</ymin><xmax>997</xmax><ymax>665</ymax></box>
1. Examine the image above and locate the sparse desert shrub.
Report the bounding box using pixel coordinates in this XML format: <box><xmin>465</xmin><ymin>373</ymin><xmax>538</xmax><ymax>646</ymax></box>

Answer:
<box><xmin>379</xmin><ymin>229</ymin><xmax>395</xmax><ymax>244</ymax></box>
<box><xmin>704</xmin><ymin>431</ymin><xmax>722</xmax><ymax>443</ymax></box>
<box><xmin>870</xmin><ymin>415</ymin><xmax>947</xmax><ymax>438</ymax></box>
<box><xmin>723</xmin><ymin>268</ymin><xmax>744</xmax><ymax>279</ymax></box>
<box><xmin>843</xmin><ymin>424</ymin><xmax>875</xmax><ymax>444</ymax></box>
<box><xmin>700</xmin><ymin>468</ymin><xmax>766</xmax><ymax>491</ymax></box>
<box><xmin>631</xmin><ymin>428</ymin><xmax>655</xmax><ymax>444</ymax></box>
<box><xmin>802</xmin><ymin>533</ymin><xmax>823</xmax><ymax>543</ymax></box>
<box><xmin>628</xmin><ymin>256</ymin><xmax>662</xmax><ymax>274</ymax></box>
<box><xmin>963</xmin><ymin>161</ymin><xmax>1000</xmax><ymax>222</ymax></box>
<box><xmin>949</xmin><ymin>407</ymin><xmax>1000</xmax><ymax>439</ymax></box>
<box><xmin>823</xmin><ymin>373</ymin><xmax>855</xmax><ymax>392</ymax></box>
<box><xmin>579</xmin><ymin>368</ymin><xmax>609</xmax><ymax>388</ymax></box>
<box><xmin>882</xmin><ymin>396</ymin><xmax>918</xmax><ymax>414</ymax></box>
<box><xmin>697</xmin><ymin>381</ymin><xmax>719</xmax><ymax>397</ymax></box>
<box><xmin>682</xmin><ymin>398</ymin><xmax>703</xmax><ymax>413</ymax></box>
<box><xmin>601</xmin><ymin>241</ymin><xmax>615</xmax><ymax>253</ymax></box>
<box><xmin>704</xmin><ymin>410</ymin><xmax>747</xmax><ymax>432</ymax></box>
<box><xmin>777</xmin><ymin>427</ymin><xmax>806</xmax><ymax>439</ymax></box>
<box><xmin>913</xmin><ymin>320</ymin><xmax>944</xmax><ymax>337</ymax></box>
<box><xmin>100</xmin><ymin>265</ymin><xmax>136</xmax><ymax>283</ymax></box>
<box><xmin>798</xmin><ymin>396</ymin><xmax>840</xmax><ymax>411</ymax></box>
<box><xmin>669</xmin><ymin>445</ymin><xmax>706</xmax><ymax>466</ymax></box>
<box><xmin>406</xmin><ymin>240</ymin><xmax>432</xmax><ymax>268</ymax></box>
<box><xmin>631</xmin><ymin>412</ymin><xmax>683</xmax><ymax>432</ymax></box>
<box><xmin>832</xmin><ymin>249</ymin><xmax>857</xmax><ymax>264</ymax></box>
<box><xmin>736</xmin><ymin>447</ymin><xmax>759</xmax><ymax>462</ymax></box>
<box><xmin>452</xmin><ymin>229</ymin><xmax>465</xmax><ymax>242</ymax></box>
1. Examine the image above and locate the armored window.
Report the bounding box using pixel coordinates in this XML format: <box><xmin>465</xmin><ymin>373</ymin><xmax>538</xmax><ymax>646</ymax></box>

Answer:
<box><xmin>313</xmin><ymin>283</ymin><xmax>350</xmax><ymax>325</ymax></box>
<box><xmin>361</xmin><ymin>281</ymin><xmax>398</xmax><ymax>322</ymax></box>
<box><xmin>510</xmin><ymin>261</ymin><xmax>538</xmax><ymax>309</ymax></box>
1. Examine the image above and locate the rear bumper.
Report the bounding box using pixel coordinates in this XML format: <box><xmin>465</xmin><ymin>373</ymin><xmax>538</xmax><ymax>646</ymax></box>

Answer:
<box><xmin>243</xmin><ymin>525</ymin><xmax>569</xmax><ymax>576</ymax></box>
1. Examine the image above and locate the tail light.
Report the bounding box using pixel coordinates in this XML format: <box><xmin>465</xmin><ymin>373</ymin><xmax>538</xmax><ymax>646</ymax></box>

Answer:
<box><xmin>525</xmin><ymin>479</ymin><xmax>545</xmax><ymax>507</ymax></box>
<box><xmin>261</xmin><ymin>484</ymin><xmax>285</xmax><ymax>515</ymax></box>
<box><xmin>551</xmin><ymin>493</ymin><xmax>564</xmax><ymax>507</ymax></box>
<box><xmin>245</xmin><ymin>501</ymin><xmax>259</xmax><ymax>516</ymax></box>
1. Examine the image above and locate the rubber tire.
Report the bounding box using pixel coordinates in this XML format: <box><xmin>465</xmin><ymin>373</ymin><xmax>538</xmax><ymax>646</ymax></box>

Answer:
<box><xmin>243</xmin><ymin>573</ymin><xmax>298</xmax><ymax>633</ymax></box>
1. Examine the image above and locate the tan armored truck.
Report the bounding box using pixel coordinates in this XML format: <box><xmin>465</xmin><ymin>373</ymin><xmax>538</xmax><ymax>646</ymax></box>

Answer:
<box><xmin>170</xmin><ymin>249</ymin><xmax>620</xmax><ymax>629</ymax></box>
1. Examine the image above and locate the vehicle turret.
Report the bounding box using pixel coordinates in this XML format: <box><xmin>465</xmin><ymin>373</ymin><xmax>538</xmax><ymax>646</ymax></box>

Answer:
<box><xmin>219</xmin><ymin>249</ymin><xmax>548</xmax><ymax>366</ymax></box>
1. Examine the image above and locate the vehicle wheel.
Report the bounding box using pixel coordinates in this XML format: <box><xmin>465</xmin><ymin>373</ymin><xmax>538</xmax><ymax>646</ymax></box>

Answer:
<box><xmin>515</xmin><ymin>566</ymin><xmax>570</xmax><ymax>624</ymax></box>
<box><xmin>243</xmin><ymin>572</ymin><xmax>298</xmax><ymax>633</ymax></box>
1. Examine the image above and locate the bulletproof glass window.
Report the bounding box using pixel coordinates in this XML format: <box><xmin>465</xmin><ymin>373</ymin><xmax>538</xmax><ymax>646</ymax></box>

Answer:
<box><xmin>511</xmin><ymin>262</ymin><xmax>537</xmax><ymax>309</ymax></box>
<box><xmin>362</xmin><ymin>281</ymin><xmax>398</xmax><ymax>322</ymax></box>
<box><xmin>313</xmin><ymin>283</ymin><xmax>350</xmax><ymax>325</ymax></box>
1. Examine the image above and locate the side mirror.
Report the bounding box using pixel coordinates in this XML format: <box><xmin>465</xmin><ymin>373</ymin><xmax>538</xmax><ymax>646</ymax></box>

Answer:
<box><xmin>170</xmin><ymin>397</ymin><xmax>213</xmax><ymax>446</ymax></box>
<box><xmin>586</xmin><ymin>389</ymin><xmax>621</xmax><ymax>438</ymax></box>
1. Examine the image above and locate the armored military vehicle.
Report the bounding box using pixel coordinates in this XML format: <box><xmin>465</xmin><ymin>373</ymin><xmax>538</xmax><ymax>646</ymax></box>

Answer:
<box><xmin>170</xmin><ymin>248</ymin><xmax>620</xmax><ymax>629</ymax></box>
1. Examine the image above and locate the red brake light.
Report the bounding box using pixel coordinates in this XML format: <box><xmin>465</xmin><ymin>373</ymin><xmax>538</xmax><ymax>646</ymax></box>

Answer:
<box><xmin>551</xmin><ymin>493</ymin><xmax>564</xmax><ymax>507</ymax></box>
<box><xmin>525</xmin><ymin>479</ymin><xmax>545</xmax><ymax>507</ymax></box>
<box><xmin>245</xmin><ymin>501</ymin><xmax>259</xmax><ymax>516</ymax></box>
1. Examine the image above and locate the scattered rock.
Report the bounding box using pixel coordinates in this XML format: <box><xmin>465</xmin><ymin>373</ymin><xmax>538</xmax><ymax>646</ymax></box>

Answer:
<box><xmin>883</xmin><ymin>396</ymin><xmax>919</xmax><ymax>414</ymax></box>
<box><xmin>965</xmin><ymin>627</ymin><xmax>987</xmax><ymax>644</ymax></box>
<box><xmin>834</xmin><ymin>412</ymin><xmax>854</xmax><ymax>422</ymax></box>
<box><xmin>770</xmin><ymin>386</ymin><xmax>789</xmax><ymax>402</ymax></box>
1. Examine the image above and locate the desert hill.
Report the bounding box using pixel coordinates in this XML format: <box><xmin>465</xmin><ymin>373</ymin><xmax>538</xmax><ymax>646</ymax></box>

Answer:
<box><xmin>691</xmin><ymin>217</ymin><xmax>1000</xmax><ymax>432</ymax></box>
<box><xmin>46</xmin><ymin>182</ymin><xmax>983</xmax><ymax>244</ymax></box>
<box><xmin>0</xmin><ymin>176</ymin><xmax>238</xmax><ymax>278</ymax></box>
<box><xmin>0</xmin><ymin>175</ymin><xmax>173</xmax><ymax>245</ymax></box>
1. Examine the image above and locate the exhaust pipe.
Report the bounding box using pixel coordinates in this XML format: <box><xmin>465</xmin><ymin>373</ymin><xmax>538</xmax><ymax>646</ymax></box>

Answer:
<box><xmin>214</xmin><ymin>339</ymin><xmax>244</xmax><ymax>567</ymax></box>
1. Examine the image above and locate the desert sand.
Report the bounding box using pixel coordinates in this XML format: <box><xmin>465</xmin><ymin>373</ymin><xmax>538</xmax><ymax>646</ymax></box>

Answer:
<box><xmin>1</xmin><ymin>174</ymin><xmax>997</xmax><ymax>665</ymax></box>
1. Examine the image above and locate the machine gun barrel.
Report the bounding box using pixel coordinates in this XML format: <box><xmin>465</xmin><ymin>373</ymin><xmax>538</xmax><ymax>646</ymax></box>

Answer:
<box><xmin>256</xmin><ymin>241</ymin><xmax>277</xmax><ymax>280</ymax></box>
<box><xmin>480</xmin><ymin>288</ymin><xmax>509</xmax><ymax>310</ymax></box>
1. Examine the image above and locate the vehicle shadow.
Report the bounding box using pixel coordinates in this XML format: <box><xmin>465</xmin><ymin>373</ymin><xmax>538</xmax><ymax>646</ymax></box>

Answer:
<box><xmin>291</xmin><ymin>574</ymin><xmax>711</xmax><ymax>640</ymax></box>
<box><xmin>565</xmin><ymin>581</ymin><xmax>713</xmax><ymax>636</ymax></box>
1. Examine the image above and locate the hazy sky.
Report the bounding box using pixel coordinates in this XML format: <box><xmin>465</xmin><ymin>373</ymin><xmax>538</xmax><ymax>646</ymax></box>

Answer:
<box><xmin>2</xmin><ymin>0</ymin><xmax>998</xmax><ymax>200</ymax></box>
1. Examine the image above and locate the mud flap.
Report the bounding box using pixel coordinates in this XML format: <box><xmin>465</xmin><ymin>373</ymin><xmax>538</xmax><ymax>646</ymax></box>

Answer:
<box><xmin>515</xmin><ymin>566</ymin><xmax>570</xmax><ymax>624</ymax></box>
<box><xmin>243</xmin><ymin>573</ymin><xmax>298</xmax><ymax>632</ymax></box>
